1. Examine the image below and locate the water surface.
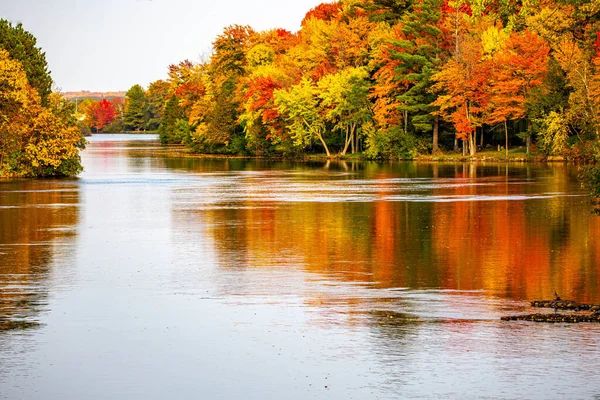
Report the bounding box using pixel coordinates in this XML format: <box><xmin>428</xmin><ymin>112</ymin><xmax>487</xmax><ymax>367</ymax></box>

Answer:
<box><xmin>1</xmin><ymin>134</ymin><xmax>600</xmax><ymax>399</ymax></box>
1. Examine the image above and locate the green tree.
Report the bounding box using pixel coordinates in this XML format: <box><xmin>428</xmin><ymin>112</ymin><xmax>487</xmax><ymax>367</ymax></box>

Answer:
<box><xmin>318</xmin><ymin>67</ymin><xmax>372</xmax><ymax>155</ymax></box>
<box><xmin>274</xmin><ymin>77</ymin><xmax>331</xmax><ymax>157</ymax></box>
<box><xmin>145</xmin><ymin>80</ymin><xmax>170</xmax><ymax>131</ymax></box>
<box><xmin>394</xmin><ymin>0</ymin><xmax>444</xmax><ymax>153</ymax></box>
<box><xmin>159</xmin><ymin>95</ymin><xmax>185</xmax><ymax>144</ymax></box>
<box><xmin>123</xmin><ymin>84</ymin><xmax>147</xmax><ymax>131</ymax></box>
<box><xmin>0</xmin><ymin>19</ymin><xmax>53</xmax><ymax>105</ymax></box>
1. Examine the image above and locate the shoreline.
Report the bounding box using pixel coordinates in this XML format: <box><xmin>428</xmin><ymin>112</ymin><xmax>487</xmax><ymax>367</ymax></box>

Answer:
<box><xmin>133</xmin><ymin>147</ymin><xmax>572</xmax><ymax>164</ymax></box>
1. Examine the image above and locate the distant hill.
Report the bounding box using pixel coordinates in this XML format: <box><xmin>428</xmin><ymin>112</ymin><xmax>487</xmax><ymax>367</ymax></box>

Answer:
<box><xmin>62</xmin><ymin>91</ymin><xmax>126</xmax><ymax>100</ymax></box>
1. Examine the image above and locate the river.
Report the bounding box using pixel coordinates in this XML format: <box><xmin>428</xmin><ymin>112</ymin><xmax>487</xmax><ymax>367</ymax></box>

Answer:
<box><xmin>1</xmin><ymin>134</ymin><xmax>599</xmax><ymax>399</ymax></box>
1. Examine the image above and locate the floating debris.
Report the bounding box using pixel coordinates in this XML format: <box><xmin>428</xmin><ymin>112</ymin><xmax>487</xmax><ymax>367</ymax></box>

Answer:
<box><xmin>530</xmin><ymin>299</ymin><xmax>600</xmax><ymax>313</ymax></box>
<box><xmin>502</xmin><ymin>298</ymin><xmax>600</xmax><ymax>323</ymax></box>
<box><xmin>501</xmin><ymin>313</ymin><xmax>600</xmax><ymax>323</ymax></box>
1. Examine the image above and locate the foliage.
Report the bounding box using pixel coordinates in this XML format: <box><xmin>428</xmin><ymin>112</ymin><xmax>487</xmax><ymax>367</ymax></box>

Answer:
<box><xmin>0</xmin><ymin>49</ymin><xmax>83</xmax><ymax>177</ymax></box>
<box><xmin>123</xmin><ymin>84</ymin><xmax>147</xmax><ymax>131</ymax></box>
<box><xmin>145</xmin><ymin>0</ymin><xmax>600</xmax><ymax>171</ymax></box>
<box><xmin>145</xmin><ymin>80</ymin><xmax>170</xmax><ymax>130</ymax></box>
<box><xmin>536</xmin><ymin>110</ymin><xmax>570</xmax><ymax>155</ymax></box>
<box><xmin>0</xmin><ymin>19</ymin><xmax>53</xmax><ymax>105</ymax></box>
<box><xmin>85</xmin><ymin>99</ymin><xmax>118</xmax><ymax>131</ymax></box>
<box><xmin>159</xmin><ymin>95</ymin><xmax>185</xmax><ymax>144</ymax></box>
<box><xmin>364</xmin><ymin>125</ymin><xmax>418</xmax><ymax>159</ymax></box>
<box><xmin>274</xmin><ymin>77</ymin><xmax>331</xmax><ymax>156</ymax></box>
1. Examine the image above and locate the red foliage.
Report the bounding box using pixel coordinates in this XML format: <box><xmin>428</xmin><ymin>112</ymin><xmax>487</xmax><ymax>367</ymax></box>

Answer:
<box><xmin>244</xmin><ymin>76</ymin><xmax>282</xmax><ymax>113</ymax></box>
<box><xmin>441</xmin><ymin>0</ymin><xmax>472</xmax><ymax>16</ymax></box>
<box><xmin>86</xmin><ymin>99</ymin><xmax>117</xmax><ymax>131</ymax></box>
<box><xmin>301</xmin><ymin>2</ymin><xmax>342</xmax><ymax>26</ymax></box>
<box><xmin>243</xmin><ymin>76</ymin><xmax>287</xmax><ymax>139</ymax></box>
<box><xmin>275</xmin><ymin>28</ymin><xmax>292</xmax><ymax>37</ymax></box>
<box><xmin>595</xmin><ymin>32</ymin><xmax>600</xmax><ymax>57</ymax></box>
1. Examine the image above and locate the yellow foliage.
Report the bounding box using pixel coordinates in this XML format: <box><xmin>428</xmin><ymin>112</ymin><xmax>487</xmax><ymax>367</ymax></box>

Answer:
<box><xmin>0</xmin><ymin>49</ymin><xmax>83</xmax><ymax>177</ymax></box>
<box><xmin>481</xmin><ymin>25</ymin><xmax>509</xmax><ymax>59</ymax></box>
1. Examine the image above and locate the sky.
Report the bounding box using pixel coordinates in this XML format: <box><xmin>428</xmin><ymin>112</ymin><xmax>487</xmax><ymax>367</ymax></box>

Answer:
<box><xmin>1</xmin><ymin>0</ymin><xmax>325</xmax><ymax>92</ymax></box>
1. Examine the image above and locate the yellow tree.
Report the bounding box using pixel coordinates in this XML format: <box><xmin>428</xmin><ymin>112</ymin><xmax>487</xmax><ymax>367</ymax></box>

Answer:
<box><xmin>0</xmin><ymin>49</ymin><xmax>83</xmax><ymax>177</ymax></box>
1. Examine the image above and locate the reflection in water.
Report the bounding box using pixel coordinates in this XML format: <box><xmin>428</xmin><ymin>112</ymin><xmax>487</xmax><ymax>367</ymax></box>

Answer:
<box><xmin>0</xmin><ymin>181</ymin><xmax>79</xmax><ymax>332</ymax></box>
<box><xmin>2</xmin><ymin>135</ymin><xmax>600</xmax><ymax>400</ymax></box>
<box><xmin>171</xmin><ymin>160</ymin><xmax>600</xmax><ymax>303</ymax></box>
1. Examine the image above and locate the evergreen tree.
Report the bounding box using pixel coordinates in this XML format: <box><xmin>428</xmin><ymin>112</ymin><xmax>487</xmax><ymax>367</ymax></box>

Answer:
<box><xmin>392</xmin><ymin>0</ymin><xmax>444</xmax><ymax>152</ymax></box>
<box><xmin>0</xmin><ymin>19</ymin><xmax>53</xmax><ymax>105</ymax></box>
<box><xmin>159</xmin><ymin>95</ymin><xmax>185</xmax><ymax>144</ymax></box>
<box><xmin>123</xmin><ymin>84</ymin><xmax>147</xmax><ymax>131</ymax></box>
<box><xmin>361</xmin><ymin>0</ymin><xmax>414</xmax><ymax>23</ymax></box>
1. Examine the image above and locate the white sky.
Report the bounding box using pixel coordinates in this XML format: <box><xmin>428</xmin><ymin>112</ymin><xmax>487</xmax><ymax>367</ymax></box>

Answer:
<box><xmin>1</xmin><ymin>0</ymin><xmax>325</xmax><ymax>91</ymax></box>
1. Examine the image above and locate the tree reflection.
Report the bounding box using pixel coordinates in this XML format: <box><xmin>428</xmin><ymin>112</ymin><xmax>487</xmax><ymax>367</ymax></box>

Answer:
<box><xmin>176</xmin><ymin>161</ymin><xmax>600</xmax><ymax>304</ymax></box>
<box><xmin>0</xmin><ymin>181</ymin><xmax>79</xmax><ymax>332</ymax></box>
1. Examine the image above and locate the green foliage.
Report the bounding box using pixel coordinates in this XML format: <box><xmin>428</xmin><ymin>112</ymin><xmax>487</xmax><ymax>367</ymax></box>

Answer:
<box><xmin>394</xmin><ymin>0</ymin><xmax>444</xmax><ymax>133</ymax></box>
<box><xmin>145</xmin><ymin>80</ymin><xmax>170</xmax><ymax>131</ymax></box>
<box><xmin>159</xmin><ymin>95</ymin><xmax>185</xmax><ymax>144</ymax></box>
<box><xmin>0</xmin><ymin>19</ymin><xmax>53</xmax><ymax>105</ymax></box>
<box><xmin>274</xmin><ymin>77</ymin><xmax>331</xmax><ymax>156</ymax></box>
<box><xmin>360</xmin><ymin>0</ymin><xmax>413</xmax><ymax>23</ymax></box>
<box><xmin>124</xmin><ymin>84</ymin><xmax>147</xmax><ymax>131</ymax></box>
<box><xmin>364</xmin><ymin>125</ymin><xmax>418</xmax><ymax>159</ymax></box>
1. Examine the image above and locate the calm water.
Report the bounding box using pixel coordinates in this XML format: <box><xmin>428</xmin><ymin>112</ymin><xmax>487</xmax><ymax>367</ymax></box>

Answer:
<box><xmin>1</xmin><ymin>134</ymin><xmax>600</xmax><ymax>399</ymax></box>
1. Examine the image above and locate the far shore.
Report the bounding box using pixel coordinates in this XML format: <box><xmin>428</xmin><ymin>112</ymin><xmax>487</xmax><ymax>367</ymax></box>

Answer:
<box><xmin>115</xmin><ymin>141</ymin><xmax>570</xmax><ymax>164</ymax></box>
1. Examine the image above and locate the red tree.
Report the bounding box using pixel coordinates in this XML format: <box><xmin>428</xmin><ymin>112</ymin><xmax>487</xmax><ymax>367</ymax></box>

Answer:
<box><xmin>301</xmin><ymin>3</ymin><xmax>342</xmax><ymax>26</ymax></box>
<box><xmin>86</xmin><ymin>99</ymin><xmax>117</xmax><ymax>131</ymax></box>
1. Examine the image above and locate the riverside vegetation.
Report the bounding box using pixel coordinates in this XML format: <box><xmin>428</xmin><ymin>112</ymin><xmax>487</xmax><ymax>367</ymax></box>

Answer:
<box><xmin>0</xmin><ymin>20</ymin><xmax>84</xmax><ymax>177</ymax></box>
<box><xmin>144</xmin><ymin>0</ymin><xmax>600</xmax><ymax>164</ymax></box>
<box><xmin>3</xmin><ymin>1</ymin><xmax>600</xmax><ymax>184</ymax></box>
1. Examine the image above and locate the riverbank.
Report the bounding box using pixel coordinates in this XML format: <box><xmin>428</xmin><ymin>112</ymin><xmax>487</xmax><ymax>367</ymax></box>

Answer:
<box><xmin>85</xmin><ymin>131</ymin><xmax>158</xmax><ymax>137</ymax></box>
<box><xmin>148</xmin><ymin>144</ymin><xmax>568</xmax><ymax>164</ymax></box>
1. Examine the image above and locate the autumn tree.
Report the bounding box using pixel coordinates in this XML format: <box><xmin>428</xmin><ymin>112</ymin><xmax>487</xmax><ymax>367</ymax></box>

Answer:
<box><xmin>0</xmin><ymin>19</ymin><xmax>53</xmax><ymax>105</ymax></box>
<box><xmin>487</xmin><ymin>30</ymin><xmax>550</xmax><ymax>156</ymax></box>
<box><xmin>0</xmin><ymin>49</ymin><xmax>83</xmax><ymax>177</ymax></box>
<box><xmin>432</xmin><ymin>33</ymin><xmax>490</xmax><ymax>156</ymax></box>
<box><xmin>274</xmin><ymin>77</ymin><xmax>332</xmax><ymax>157</ymax></box>
<box><xmin>86</xmin><ymin>99</ymin><xmax>117</xmax><ymax>132</ymax></box>
<box><xmin>318</xmin><ymin>67</ymin><xmax>372</xmax><ymax>155</ymax></box>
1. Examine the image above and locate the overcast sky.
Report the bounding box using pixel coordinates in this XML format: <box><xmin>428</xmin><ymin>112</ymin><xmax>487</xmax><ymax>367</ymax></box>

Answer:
<box><xmin>1</xmin><ymin>0</ymin><xmax>324</xmax><ymax>92</ymax></box>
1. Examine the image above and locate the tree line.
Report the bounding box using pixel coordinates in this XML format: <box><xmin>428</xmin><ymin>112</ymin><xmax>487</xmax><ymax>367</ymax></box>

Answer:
<box><xmin>76</xmin><ymin>83</ymin><xmax>169</xmax><ymax>134</ymax></box>
<box><xmin>144</xmin><ymin>0</ymin><xmax>600</xmax><ymax>160</ymax></box>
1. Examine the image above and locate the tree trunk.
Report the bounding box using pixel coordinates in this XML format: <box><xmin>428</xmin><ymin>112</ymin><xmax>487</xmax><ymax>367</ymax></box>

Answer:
<box><xmin>469</xmin><ymin>132</ymin><xmax>476</xmax><ymax>156</ymax></box>
<box><xmin>404</xmin><ymin>111</ymin><xmax>408</xmax><ymax>133</ymax></box>
<box><xmin>317</xmin><ymin>133</ymin><xmax>331</xmax><ymax>157</ymax></box>
<box><xmin>526</xmin><ymin>120</ymin><xmax>532</xmax><ymax>155</ymax></box>
<box><xmin>480</xmin><ymin>127</ymin><xmax>484</xmax><ymax>147</ymax></box>
<box><xmin>342</xmin><ymin>128</ymin><xmax>351</xmax><ymax>156</ymax></box>
<box><xmin>454</xmin><ymin>137</ymin><xmax>459</xmax><ymax>152</ymax></box>
<box><xmin>504</xmin><ymin>119</ymin><xmax>509</xmax><ymax>159</ymax></box>
<box><xmin>432</xmin><ymin>116</ymin><xmax>439</xmax><ymax>154</ymax></box>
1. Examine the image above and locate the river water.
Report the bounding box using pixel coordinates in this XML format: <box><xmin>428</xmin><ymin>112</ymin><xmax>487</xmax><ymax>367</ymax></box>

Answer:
<box><xmin>1</xmin><ymin>134</ymin><xmax>600</xmax><ymax>399</ymax></box>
